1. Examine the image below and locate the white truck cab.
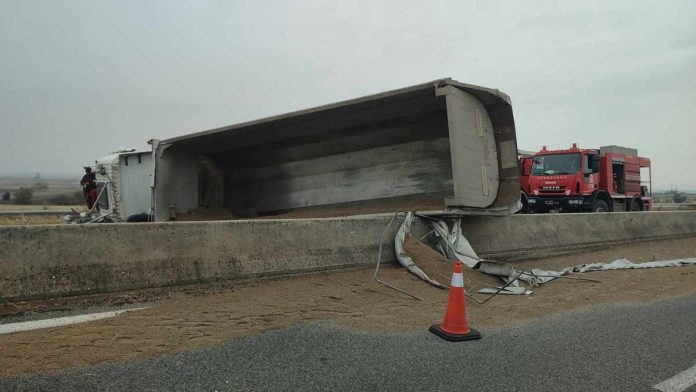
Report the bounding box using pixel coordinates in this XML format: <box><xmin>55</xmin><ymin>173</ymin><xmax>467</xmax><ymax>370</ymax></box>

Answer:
<box><xmin>91</xmin><ymin>149</ymin><xmax>153</xmax><ymax>222</ymax></box>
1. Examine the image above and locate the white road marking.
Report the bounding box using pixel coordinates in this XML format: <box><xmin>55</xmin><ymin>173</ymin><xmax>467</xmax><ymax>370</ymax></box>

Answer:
<box><xmin>0</xmin><ymin>307</ymin><xmax>149</xmax><ymax>335</ymax></box>
<box><xmin>654</xmin><ymin>363</ymin><xmax>696</xmax><ymax>392</ymax></box>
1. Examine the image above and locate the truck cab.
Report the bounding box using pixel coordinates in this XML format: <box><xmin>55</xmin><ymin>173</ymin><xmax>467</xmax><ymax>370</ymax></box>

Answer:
<box><xmin>526</xmin><ymin>144</ymin><xmax>651</xmax><ymax>213</ymax></box>
<box><xmin>517</xmin><ymin>151</ymin><xmax>534</xmax><ymax>213</ymax></box>
<box><xmin>90</xmin><ymin>149</ymin><xmax>154</xmax><ymax>222</ymax></box>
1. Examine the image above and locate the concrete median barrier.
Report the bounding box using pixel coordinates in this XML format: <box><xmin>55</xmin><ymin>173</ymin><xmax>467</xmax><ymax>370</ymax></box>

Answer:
<box><xmin>460</xmin><ymin>211</ymin><xmax>696</xmax><ymax>259</ymax></box>
<box><xmin>1</xmin><ymin>211</ymin><xmax>694</xmax><ymax>300</ymax></box>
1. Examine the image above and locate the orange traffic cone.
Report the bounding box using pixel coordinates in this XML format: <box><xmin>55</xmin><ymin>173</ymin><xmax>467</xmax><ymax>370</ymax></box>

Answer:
<box><xmin>429</xmin><ymin>260</ymin><xmax>482</xmax><ymax>341</ymax></box>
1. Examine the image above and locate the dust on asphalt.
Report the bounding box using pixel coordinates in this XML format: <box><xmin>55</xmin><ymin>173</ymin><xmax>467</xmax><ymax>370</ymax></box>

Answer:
<box><xmin>2</xmin><ymin>295</ymin><xmax>696</xmax><ymax>392</ymax></box>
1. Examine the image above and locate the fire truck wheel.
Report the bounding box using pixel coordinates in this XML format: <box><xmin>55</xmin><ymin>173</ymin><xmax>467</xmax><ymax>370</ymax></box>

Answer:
<box><xmin>518</xmin><ymin>193</ymin><xmax>529</xmax><ymax>214</ymax></box>
<box><xmin>592</xmin><ymin>200</ymin><xmax>609</xmax><ymax>213</ymax></box>
<box><xmin>629</xmin><ymin>199</ymin><xmax>642</xmax><ymax>211</ymax></box>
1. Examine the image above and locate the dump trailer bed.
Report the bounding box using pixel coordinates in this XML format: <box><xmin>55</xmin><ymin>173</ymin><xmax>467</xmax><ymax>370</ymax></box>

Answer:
<box><xmin>150</xmin><ymin>78</ymin><xmax>520</xmax><ymax>221</ymax></box>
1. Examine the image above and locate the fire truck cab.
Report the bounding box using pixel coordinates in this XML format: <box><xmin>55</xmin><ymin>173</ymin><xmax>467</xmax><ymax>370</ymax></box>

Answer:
<box><xmin>517</xmin><ymin>150</ymin><xmax>534</xmax><ymax>213</ymax></box>
<box><xmin>525</xmin><ymin>144</ymin><xmax>651</xmax><ymax>213</ymax></box>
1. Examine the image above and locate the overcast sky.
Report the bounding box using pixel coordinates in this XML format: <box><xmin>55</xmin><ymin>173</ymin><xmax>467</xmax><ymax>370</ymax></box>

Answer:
<box><xmin>1</xmin><ymin>0</ymin><xmax>694</xmax><ymax>189</ymax></box>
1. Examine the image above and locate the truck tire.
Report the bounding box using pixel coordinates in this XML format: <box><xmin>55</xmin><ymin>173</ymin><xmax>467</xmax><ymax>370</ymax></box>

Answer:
<box><xmin>126</xmin><ymin>213</ymin><xmax>152</xmax><ymax>222</ymax></box>
<box><xmin>629</xmin><ymin>198</ymin><xmax>642</xmax><ymax>212</ymax></box>
<box><xmin>517</xmin><ymin>193</ymin><xmax>529</xmax><ymax>214</ymax></box>
<box><xmin>592</xmin><ymin>200</ymin><xmax>609</xmax><ymax>213</ymax></box>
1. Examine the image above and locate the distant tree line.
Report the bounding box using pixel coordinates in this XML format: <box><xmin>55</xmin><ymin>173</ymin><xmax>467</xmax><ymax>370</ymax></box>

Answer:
<box><xmin>654</xmin><ymin>188</ymin><xmax>691</xmax><ymax>204</ymax></box>
<box><xmin>15</xmin><ymin>187</ymin><xmax>34</xmax><ymax>204</ymax></box>
<box><xmin>1</xmin><ymin>188</ymin><xmax>83</xmax><ymax>205</ymax></box>
<box><xmin>666</xmin><ymin>188</ymin><xmax>688</xmax><ymax>204</ymax></box>
<box><xmin>673</xmin><ymin>192</ymin><xmax>686</xmax><ymax>203</ymax></box>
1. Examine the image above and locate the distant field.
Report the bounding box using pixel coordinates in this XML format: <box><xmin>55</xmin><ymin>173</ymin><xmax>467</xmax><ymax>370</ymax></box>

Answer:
<box><xmin>0</xmin><ymin>176</ymin><xmax>82</xmax><ymax>205</ymax></box>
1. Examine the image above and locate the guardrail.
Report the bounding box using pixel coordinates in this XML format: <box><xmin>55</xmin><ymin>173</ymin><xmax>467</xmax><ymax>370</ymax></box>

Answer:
<box><xmin>652</xmin><ymin>203</ymin><xmax>696</xmax><ymax>211</ymax></box>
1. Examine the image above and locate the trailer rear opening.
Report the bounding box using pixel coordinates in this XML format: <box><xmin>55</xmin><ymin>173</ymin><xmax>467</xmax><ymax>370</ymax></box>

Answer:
<box><xmin>149</xmin><ymin>78</ymin><xmax>520</xmax><ymax>221</ymax></box>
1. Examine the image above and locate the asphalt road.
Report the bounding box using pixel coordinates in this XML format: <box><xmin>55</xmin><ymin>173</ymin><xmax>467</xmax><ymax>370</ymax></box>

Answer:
<box><xmin>2</xmin><ymin>294</ymin><xmax>695</xmax><ymax>392</ymax></box>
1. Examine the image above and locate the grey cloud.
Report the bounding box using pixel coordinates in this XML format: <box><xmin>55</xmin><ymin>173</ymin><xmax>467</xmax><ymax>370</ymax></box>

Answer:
<box><xmin>0</xmin><ymin>0</ymin><xmax>694</xmax><ymax>189</ymax></box>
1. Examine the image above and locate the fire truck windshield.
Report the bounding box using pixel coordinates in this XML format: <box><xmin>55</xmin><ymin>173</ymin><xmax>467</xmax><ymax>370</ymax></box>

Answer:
<box><xmin>531</xmin><ymin>153</ymin><xmax>581</xmax><ymax>176</ymax></box>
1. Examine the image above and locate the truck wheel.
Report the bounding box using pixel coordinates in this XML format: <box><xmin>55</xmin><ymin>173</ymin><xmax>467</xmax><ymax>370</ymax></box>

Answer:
<box><xmin>629</xmin><ymin>199</ymin><xmax>642</xmax><ymax>212</ymax></box>
<box><xmin>126</xmin><ymin>213</ymin><xmax>151</xmax><ymax>222</ymax></box>
<box><xmin>592</xmin><ymin>200</ymin><xmax>609</xmax><ymax>213</ymax></box>
<box><xmin>517</xmin><ymin>193</ymin><xmax>529</xmax><ymax>214</ymax></box>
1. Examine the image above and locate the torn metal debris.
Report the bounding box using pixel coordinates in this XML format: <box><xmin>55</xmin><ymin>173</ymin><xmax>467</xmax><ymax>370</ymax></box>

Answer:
<box><xmin>392</xmin><ymin>211</ymin><xmax>695</xmax><ymax>302</ymax></box>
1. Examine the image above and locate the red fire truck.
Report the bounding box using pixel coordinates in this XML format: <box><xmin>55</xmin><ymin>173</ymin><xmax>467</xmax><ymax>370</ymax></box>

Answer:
<box><xmin>519</xmin><ymin>144</ymin><xmax>652</xmax><ymax>213</ymax></box>
<box><xmin>517</xmin><ymin>150</ymin><xmax>534</xmax><ymax>213</ymax></box>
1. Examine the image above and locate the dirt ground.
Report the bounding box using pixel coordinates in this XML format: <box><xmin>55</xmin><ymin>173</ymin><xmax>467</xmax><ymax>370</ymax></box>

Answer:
<box><xmin>1</xmin><ymin>236</ymin><xmax>694</xmax><ymax>377</ymax></box>
<box><xmin>0</xmin><ymin>205</ymin><xmax>81</xmax><ymax>212</ymax></box>
<box><xmin>0</xmin><ymin>215</ymin><xmax>63</xmax><ymax>226</ymax></box>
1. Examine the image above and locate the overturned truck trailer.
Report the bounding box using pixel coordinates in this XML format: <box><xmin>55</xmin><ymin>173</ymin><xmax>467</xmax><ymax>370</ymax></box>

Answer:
<box><xmin>150</xmin><ymin>78</ymin><xmax>520</xmax><ymax>221</ymax></box>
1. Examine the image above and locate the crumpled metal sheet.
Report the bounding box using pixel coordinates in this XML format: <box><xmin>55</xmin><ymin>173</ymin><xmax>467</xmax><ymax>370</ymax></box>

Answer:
<box><xmin>396</xmin><ymin>214</ymin><xmax>533</xmax><ymax>293</ymax></box>
<box><xmin>531</xmin><ymin>257</ymin><xmax>696</xmax><ymax>284</ymax></box>
<box><xmin>430</xmin><ymin>218</ymin><xmax>479</xmax><ymax>268</ymax></box>
<box><xmin>395</xmin><ymin>212</ymin><xmax>696</xmax><ymax>294</ymax></box>
<box><xmin>475</xmin><ymin>260</ymin><xmax>513</xmax><ymax>277</ymax></box>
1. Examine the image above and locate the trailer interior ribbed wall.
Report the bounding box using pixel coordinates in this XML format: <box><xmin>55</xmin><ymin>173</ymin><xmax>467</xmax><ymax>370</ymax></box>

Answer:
<box><xmin>152</xmin><ymin>78</ymin><xmax>519</xmax><ymax>221</ymax></box>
